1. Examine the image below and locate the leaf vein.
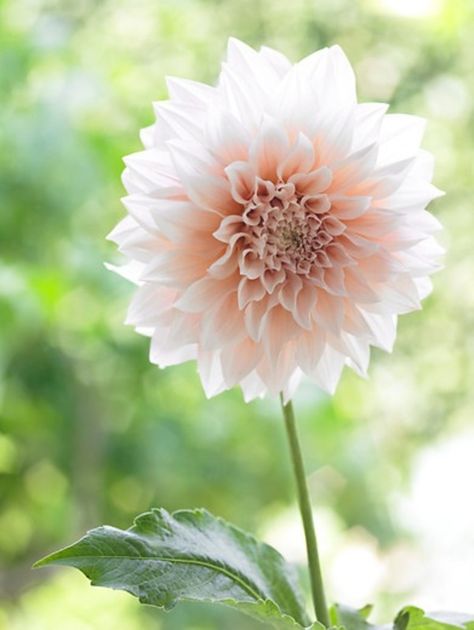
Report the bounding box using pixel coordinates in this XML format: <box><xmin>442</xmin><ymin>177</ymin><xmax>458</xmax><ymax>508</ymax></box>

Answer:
<box><xmin>62</xmin><ymin>554</ymin><xmax>266</xmax><ymax>603</ymax></box>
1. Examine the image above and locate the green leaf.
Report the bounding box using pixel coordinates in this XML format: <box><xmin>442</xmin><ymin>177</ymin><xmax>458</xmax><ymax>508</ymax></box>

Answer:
<box><xmin>35</xmin><ymin>507</ymin><xmax>311</xmax><ymax>628</ymax></box>
<box><xmin>395</xmin><ymin>607</ymin><xmax>474</xmax><ymax>630</ymax></box>
<box><xmin>326</xmin><ymin>604</ymin><xmax>474</xmax><ymax>630</ymax></box>
<box><xmin>330</xmin><ymin>603</ymin><xmax>382</xmax><ymax>630</ymax></box>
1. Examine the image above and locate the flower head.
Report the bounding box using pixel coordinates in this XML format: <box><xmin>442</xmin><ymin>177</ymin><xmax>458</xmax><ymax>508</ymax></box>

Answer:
<box><xmin>108</xmin><ymin>38</ymin><xmax>443</xmax><ymax>401</ymax></box>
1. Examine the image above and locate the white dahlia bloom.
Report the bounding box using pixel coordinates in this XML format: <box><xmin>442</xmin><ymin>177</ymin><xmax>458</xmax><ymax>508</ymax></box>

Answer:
<box><xmin>108</xmin><ymin>38</ymin><xmax>443</xmax><ymax>402</ymax></box>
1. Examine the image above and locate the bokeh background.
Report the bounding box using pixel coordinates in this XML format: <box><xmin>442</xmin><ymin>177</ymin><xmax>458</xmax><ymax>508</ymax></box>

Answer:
<box><xmin>1</xmin><ymin>0</ymin><xmax>473</xmax><ymax>627</ymax></box>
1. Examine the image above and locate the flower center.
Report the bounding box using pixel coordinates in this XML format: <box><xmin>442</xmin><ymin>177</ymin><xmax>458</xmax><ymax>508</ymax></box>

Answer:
<box><xmin>241</xmin><ymin>178</ymin><xmax>343</xmax><ymax>276</ymax></box>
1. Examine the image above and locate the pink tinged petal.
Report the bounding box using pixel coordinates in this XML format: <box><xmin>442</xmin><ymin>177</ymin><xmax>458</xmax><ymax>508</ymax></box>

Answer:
<box><xmin>197</xmin><ymin>350</ymin><xmax>227</xmax><ymax>398</ymax></box>
<box><xmin>379</xmin><ymin>228</ymin><xmax>430</xmax><ymax>251</ymax></box>
<box><xmin>255</xmin><ymin>177</ymin><xmax>276</xmax><ymax>202</ymax></box>
<box><xmin>308</xmin><ymin>345</ymin><xmax>346</xmax><ymax>395</ymax></box>
<box><xmin>321</xmin><ymin>215</ymin><xmax>346</xmax><ymax>236</ymax></box>
<box><xmin>220</xmin><ymin>337</ymin><xmax>264</xmax><ymax>387</ymax></box>
<box><xmin>213</xmin><ymin>214</ymin><xmax>246</xmax><ymax>243</ymax></box>
<box><xmin>162</xmin><ymin>311</ymin><xmax>201</xmax><ymax>349</ymax></box>
<box><xmin>330</xmin><ymin>143</ymin><xmax>379</xmax><ymax>191</ymax></box>
<box><xmin>295</xmin><ymin>329</ymin><xmax>325</xmax><ymax>374</ymax></box>
<box><xmin>314</xmin><ymin>250</ymin><xmax>332</xmax><ymax>268</ymax></box>
<box><xmin>290</xmin><ymin>167</ymin><xmax>332</xmax><ymax>195</ymax></box>
<box><xmin>206</xmin><ymin>107</ymin><xmax>251</xmax><ymax>163</ymax></box>
<box><xmin>322</xmin><ymin>266</ymin><xmax>347</xmax><ymax>296</ymax></box>
<box><xmin>357</xmin><ymin>158</ymin><xmax>419</xmax><ymax>201</ymax></box>
<box><xmin>302</xmin><ymin>194</ymin><xmax>331</xmax><ymax>214</ymax></box>
<box><xmin>208</xmin><ymin>246</ymin><xmax>240</xmax><ymax>279</ymax></box>
<box><xmin>244</xmin><ymin>295</ymin><xmax>274</xmax><ymax>342</ymax></box>
<box><xmin>174</xmin><ymin>275</ymin><xmax>237</xmax><ymax>313</ymax></box>
<box><xmin>358</xmin><ymin>309</ymin><xmax>397</xmax><ymax>352</ymax></box>
<box><xmin>240</xmin><ymin>370</ymin><xmax>267</xmax><ymax>402</ymax></box>
<box><xmin>225</xmin><ymin>161</ymin><xmax>256</xmax><ymax>203</ymax></box>
<box><xmin>149</xmin><ymin>199</ymin><xmax>221</xmax><ymax>242</ymax></box>
<box><xmin>378</xmin><ymin>211</ymin><xmax>442</xmax><ymax>251</ymax></box>
<box><xmin>167</xmin><ymin>141</ymin><xmax>240</xmax><ymax>215</ymax></box>
<box><xmin>378</xmin><ymin>274</ymin><xmax>423</xmax><ymax>313</ymax></box>
<box><xmin>257</xmin><ymin>341</ymin><xmax>298</xmax><ymax>395</ymax></box>
<box><xmin>338</xmin><ymin>232</ymin><xmax>379</xmax><ymax>259</ymax></box>
<box><xmin>313</xmin><ymin>290</ymin><xmax>344</xmax><ymax>335</ymax></box>
<box><xmin>166</xmin><ymin>76</ymin><xmax>215</xmax><ymax>105</ymax></box>
<box><xmin>238</xmin><ymin>277</ymin><xmax>266</xmax><ymax>309</ymax></box>
<box><xmin>355</xmin><ymin>252</ymin><xmax>400</xmax><ymax>284</ymax></box>
<box><xmin>279</xmin><ymin>273</ymin><xmax>303</xmax><ymax>312</ymax></box>
<box><xmin>249</xmin><ymin>117</ymin><xmax>290</xmax><ymax>181</ymax></box>
<box><xmin>178</xmin><ymin>172</ymin><xmax>239</xmax><ymax>215</ymax></box>
<box><xmin>345</xmin><ymin>211</ymin><xmax>399</xmax><ymax>239</ymax></box>
<box><xmin>240</xmin><ymin>249</ymin><xmax>265</xmax><ymax>279</ymax></box>
<box><xmin>342</xmin><ymin>301</ymin><xmax>373</xmax><ymax>338</ymax></box>
<box><xmin>338</xmin><ymin>333</ymin><xmax>371</xmax><ymax>378</ymax></box>
<box><xmin>325</xmin><ymin>242</ymin><xmax>355</xmax><ymax>267</ymax></box>
<box><xmin>243</xmin><ymin>203</ymin><xmax>266</xmax><ymax>226</ymax></box>
<box><xmin>356</xmin><ymin>175</ymin><xmax>407</xmax><ymax>201</ymax></box>
<box><xmin>150</xmin><ymin>334</ymin><xmax>197</xmax><ymax>368</ymax></box>
<box><xmin>126</xmin><ymin>285</ymin><xmax>178</xmax><ymax>328</ymax></box>
<box><xmin>277</xmin><ymin>132</ymin><xmax>315</xmax><ymax>181</ymax></box>
<box><xmin>344</xmin><ymin>267</ymin><xmax>380</xmax><ymax>303</ymax></box>
<box><xmin>141</xmin><ymin>249</ymin><xmax>216</xmax><ymax>288</ymax></box>
<box><xmin>329</xmin><ymin>194</ymin><xmax>371</xmax><ymax>219</ymax></box>
<box><xmin>261</xmin><ymin>268</ymin><xmax>286</xmax><ymax>294</ymax></box>
<box><xmin>200</xmin><ymin>292</ymin><xmax>246</xmax><ymax>351</ymax></box>
<box><xmin>294</xmin><ymin>282</ymin><xmax>318</xmax><ymax>329</ymax></box>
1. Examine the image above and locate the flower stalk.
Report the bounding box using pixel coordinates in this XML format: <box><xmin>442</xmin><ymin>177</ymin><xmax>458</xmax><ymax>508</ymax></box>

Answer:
<box><xmin>280</xmin><ymin>395</ymin><xmax>329</xmax><ymax>628</ymax></box>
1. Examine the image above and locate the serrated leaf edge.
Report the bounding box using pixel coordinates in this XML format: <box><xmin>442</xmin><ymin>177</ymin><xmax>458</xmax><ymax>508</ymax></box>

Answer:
<box><xmin>35</xmin><ymin>507</ymin><xmax>311</xmax><ymax>628</ymax></box>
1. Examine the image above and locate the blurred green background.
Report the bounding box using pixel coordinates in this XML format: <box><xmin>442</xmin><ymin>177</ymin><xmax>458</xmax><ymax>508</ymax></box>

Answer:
<box><xmin>0</xmin><ymin>0</ymin><xmax>473</xmax><ymax>627</ymax></box>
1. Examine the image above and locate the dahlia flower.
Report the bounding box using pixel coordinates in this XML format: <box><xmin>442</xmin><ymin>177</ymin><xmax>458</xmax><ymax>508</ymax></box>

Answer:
<box><xmin>108</xmin><ymin>38</ymin><xmax>443</xmax><ymax>402</ymax></box>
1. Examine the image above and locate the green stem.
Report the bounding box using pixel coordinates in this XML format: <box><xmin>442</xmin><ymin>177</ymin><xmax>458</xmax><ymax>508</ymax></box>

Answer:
<box><xmin>280</xmin><ymin>395</ymin><xmax>329</xmax><ymax>628</ymax></box>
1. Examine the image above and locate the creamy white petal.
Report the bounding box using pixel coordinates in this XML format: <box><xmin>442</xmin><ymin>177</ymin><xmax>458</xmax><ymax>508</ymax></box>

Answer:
<box><xmin>197</xmin><ymin>350</ymin><xmax>227</xmax><ymax>398</ymax></box>
<box><xmin>259</xmin><ymin>45</ymin><xmax>292</xmax><ymax>77</ymax></box>
<box><xmin>150</xmin><ymin>335</ymin><xmax>197</xmax><ymax>368</ymax></box>
<box><xmin>166</xmin><ymin>76</ymin><xmax>215</xmax><ymax>105</ymax></box>
<box><xmin>308</xmin><ymin>345</ymin><xmax>346</xmax><ymax>394</ymax></box>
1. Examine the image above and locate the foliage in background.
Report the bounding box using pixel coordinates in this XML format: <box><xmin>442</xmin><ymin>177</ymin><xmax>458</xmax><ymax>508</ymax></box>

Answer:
<box><xmin>0</xmin><ymin>0</ymin><xmax>473</xmax><ymax>627</ymax></box>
